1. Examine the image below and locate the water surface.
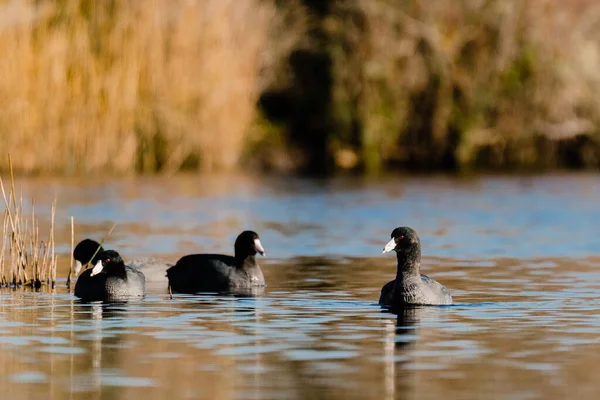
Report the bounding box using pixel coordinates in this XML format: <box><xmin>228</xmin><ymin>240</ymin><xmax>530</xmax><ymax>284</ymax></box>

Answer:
<box><xmin>1</xmin><ymin>174</ymin><xmax>600</xmax><ymax>399</ymax></box>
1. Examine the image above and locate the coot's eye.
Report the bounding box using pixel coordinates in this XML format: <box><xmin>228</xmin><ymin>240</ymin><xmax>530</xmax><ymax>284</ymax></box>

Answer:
<box><xmin>105</xmin><ymin>259</ymin><xmax>110</xmax><ymax>263</ymax></box>
<box><xmin>398</xmin><ymin>235</ymin><xmax>405</xmax><ymax>240</ymax></box>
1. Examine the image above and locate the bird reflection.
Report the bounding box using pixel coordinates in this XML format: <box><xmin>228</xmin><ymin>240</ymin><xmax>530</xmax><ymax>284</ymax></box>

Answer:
<box><xmin>395</xmin><ymin>306</ymin><xmax>421</xmax><ymax>349</ymax></box>
<box><xmin>383</xmin><ymin>306</ymin><xmax>427</xmax><ymax>400</ymax></box>
<box><xmin>168</xmin><ymin>286</ymin><xmax>265</xmax><ymax>301</ymax></box>
<box><xmin>228</xmin><ymin>286</ymin><xmax>266</xmax><ymax>298</ymax></box>
<box><xmin>67</xmin><ymin>300</ymin><xmax>141</xmax><ymax>394</ymax></box>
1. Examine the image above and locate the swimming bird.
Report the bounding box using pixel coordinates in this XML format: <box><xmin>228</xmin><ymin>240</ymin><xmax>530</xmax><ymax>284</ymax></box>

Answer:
<box><xmin>166</xmin><ymin>230</ymin><xmax>266</xmax><ymax>294</ymax></box>
<box><xmin>73</xmin><ymin>239</ymin><xmax>172</xmax><ymax>284</ymax></box>
<box><xmin>379</xmin><ymin>227</ymin><xmax>452</xmax><ymax>307</ymax></box>
<box><xmin>74</xmin><ymin>249</ymin><xmax>146</xmax><ymax>301</ymax></box>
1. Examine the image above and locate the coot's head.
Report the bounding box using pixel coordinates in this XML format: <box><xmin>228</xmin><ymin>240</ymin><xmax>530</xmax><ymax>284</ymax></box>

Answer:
<box><xmin>90</xmin><ymin>250</ymin><xmax>126</xmax><ymax>277</ymax></box>
<box><xmin>73</xmin><ymin>239</ymin><xmax>104</xmax><ymax>275</ymax></box>
<box><xmin>382</xmin><ymin>227</ymin><xmax>420</xmax><ymax>254</ymax></box>
<box><xmin>234</xmin><ymin>230</ymin><xmax>265</xmax><ymax>258</ymax></box>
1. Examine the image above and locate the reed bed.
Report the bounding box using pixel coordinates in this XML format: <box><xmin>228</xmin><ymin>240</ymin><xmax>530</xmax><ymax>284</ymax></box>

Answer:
<box><xmin>0</xmin><ymin>0</ymin><xmax>275</xmax><ymax>174</ymax></box>
<box><xmin>0</xmin><ymin>157</ymin><xmax>57</xmax><ymax>287</ymax></box>
<box><xmin>1</xmin><ymin>0</ymin><xmax>599</xmax><ymax>174</ymax></box>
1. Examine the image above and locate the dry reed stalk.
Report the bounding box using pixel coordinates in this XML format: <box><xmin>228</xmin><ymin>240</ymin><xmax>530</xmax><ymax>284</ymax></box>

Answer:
<box><xmin>8</xmin><ymin>155</ymin><xmax>17</xmax><ymax>211</ymax></box>
<box><xmin>8</xmin><ymin>156</ymin><xmax>25</xmax><ymax>281</ymax></box>
<box><xmin>0</xmin><ymin>211</ymin><xmax>6</xmax><ymax>285</ymax></box>
<box><xmin>35</xmin><ymin>222</ymin><xmax>40</xmax><ymax>282</ymax></box>
<box><xmin>67</xmin><ymin>216</ymin><xmax>74</xmax><ymax>287</ymax></box>
<box><xmin>88</xmin><ymin>223</ymin><xmax>116</xmax><ymax>267</ymax></box>
<box><xmin>49</xmin><ymin>199</ymin><xmax>56</xmax><ymax>286</ymax></box>
<box><xmin>0</xmin><ymin>160</ymin><xmax>26</xmax><ymax>284</ymax></box>
<box><xmin>39</xmin><ymin>241</ymin><xmax>49</xmax><ymax>286</ymax></box>
<box><xmin>9</xmin><ymin>234</ymin><xmax>15</xmax><ymax>284</ymax></box>
<box><xmin>0</xmin><ymin>179</ymin><xmax>17</xmax><ymax>243</ymax></box>
<box><xmin>22</xmin><ymin>206</ymin><xmax>29</xmax><ymax>283</ymax></box>
<box><xmin>15</xmin><ymin>188</ymin><xmax>28</xmax><ymax>284</ymax></box>
<box><xmin>9</xmin><ymin>194</ymin><xmax>22</xmax><ymax>284</ymax></box>
<box><xmin>30</xmin><ymin>199</ymin><xmax>37</xmax><ymax>283</ymax></box>
<box><xmin>70</xmin><ymin>222</ymin><xmax>117</xmax><ymax>284</ymax></box>
<box><xmin>33</xmin><ymin>221</ymin><xmax>40</xmax><ymax>285</ymax></box>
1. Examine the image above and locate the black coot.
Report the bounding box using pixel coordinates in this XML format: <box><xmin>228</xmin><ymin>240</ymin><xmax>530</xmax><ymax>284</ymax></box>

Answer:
<box><xmin>74</xmin><ymin>250</ymin><xmax>146</xmax><ymax>301</ymax></box>
<box><xmin>166</xmin><ymin>230</ymin><xmax>266</xmax><ymax>294</ymax></box>
<box><xmin>379</xmin><ymin>227</ymin><xmax>452</xmax><ymax>307</ymax></box>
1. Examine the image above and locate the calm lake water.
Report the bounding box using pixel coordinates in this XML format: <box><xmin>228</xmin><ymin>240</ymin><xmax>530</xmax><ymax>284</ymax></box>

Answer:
<box><xmin>1</xmin><ymin>173</ymin><xmax>600</xmax><ymax>400</ymax></box>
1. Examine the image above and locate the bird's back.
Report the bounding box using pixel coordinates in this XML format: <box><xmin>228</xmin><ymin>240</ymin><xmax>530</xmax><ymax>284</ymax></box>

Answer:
<box><xmin>379</xmin><ymin>274</ymin><xmax>452</xmax><ymax>307</ymax></box>
<box><xmin>128</xmin><ymin>257</ymin><xmax>172</xmax><ymax>284</ymax></box>
<box><xmin>74</xmin><ymin>265</ymin><xmax>146</xmax><ymax>301</ymax></box>
<box><xmin>167</xmin><ymin>254</ymin><xmax>236</xmax><ymax>293</ymax></box>
<box><xmin>104</xmin><ymin>266</ymin><xmax>146</xmax><ymax>298</ymax></box>
<box><xmin>419</xmin><ymin>274</ymin><xmax>452</xmax><ymax>305</ymax></box>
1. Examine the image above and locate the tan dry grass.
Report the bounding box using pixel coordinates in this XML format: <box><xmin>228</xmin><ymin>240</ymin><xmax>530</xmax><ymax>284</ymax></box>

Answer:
<box><xmin>0</xmin><ymin>0</ymin><xmax>274</xmax><ymax>174</ymax></box>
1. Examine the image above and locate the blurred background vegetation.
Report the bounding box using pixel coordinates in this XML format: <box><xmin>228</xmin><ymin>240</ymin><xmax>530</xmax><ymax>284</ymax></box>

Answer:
<box><xmin>1</xmin><ymin>0</ymin><xmax>600</xmax><ymax>175</ymax></box>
